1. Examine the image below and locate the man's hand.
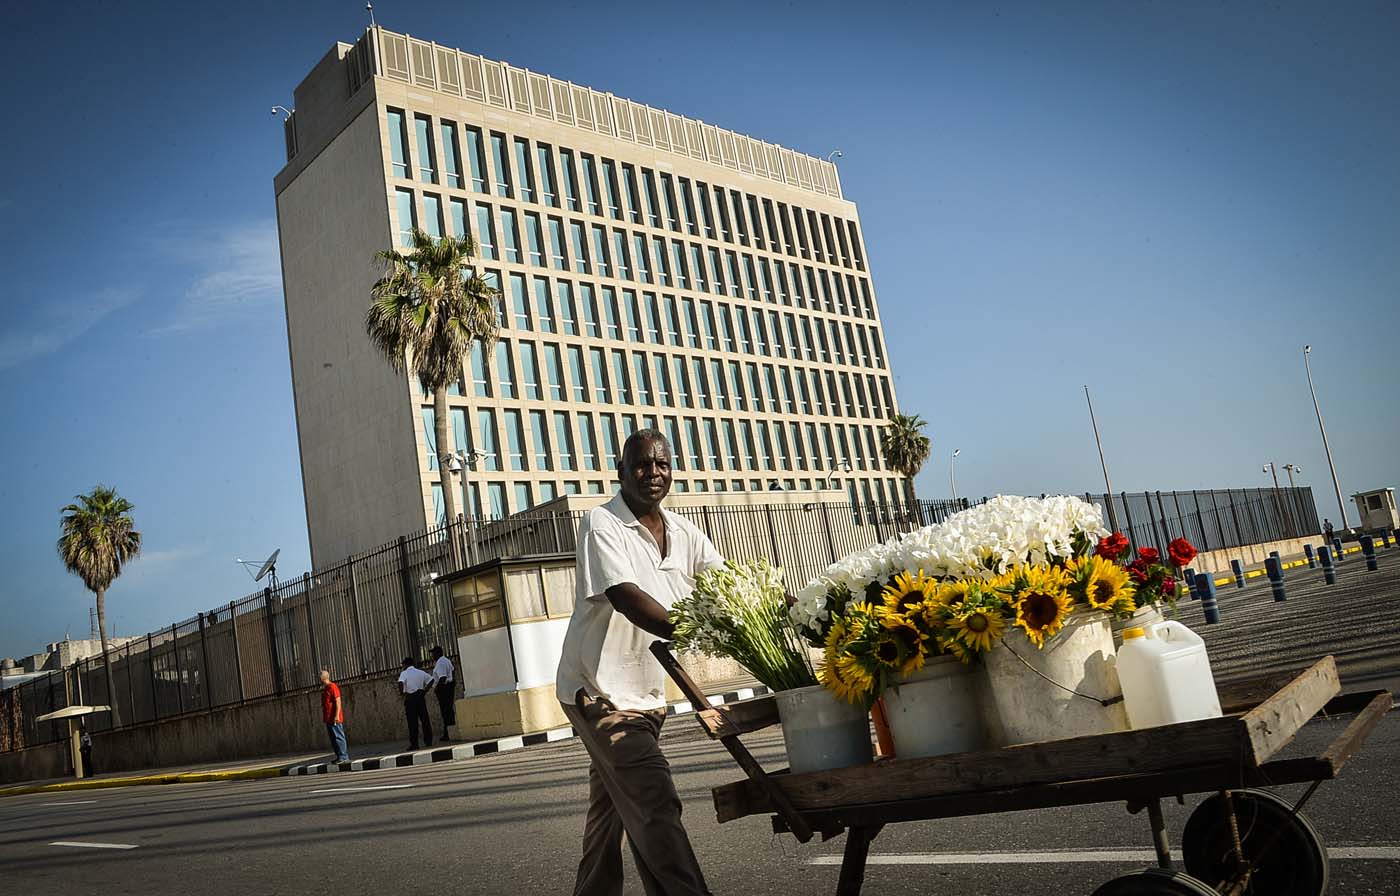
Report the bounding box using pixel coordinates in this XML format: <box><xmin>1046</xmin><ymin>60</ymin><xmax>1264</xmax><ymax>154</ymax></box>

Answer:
<box><xmin>605</xmin><ymin>583</ymin><xmax>676</xmax><ymax>640</ymax></box>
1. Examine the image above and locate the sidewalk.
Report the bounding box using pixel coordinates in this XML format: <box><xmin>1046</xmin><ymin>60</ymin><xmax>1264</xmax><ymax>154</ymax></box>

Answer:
<box><xmin>0</xmin><ymin>681</ymin><xmax>769</xmax><ymax>795</ymax></box>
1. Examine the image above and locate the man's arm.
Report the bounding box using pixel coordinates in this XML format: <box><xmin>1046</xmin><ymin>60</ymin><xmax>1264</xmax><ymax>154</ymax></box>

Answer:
<box><xmin>333</xmin><ymin>695</ymin><xmax>343</xmax><ymax>722</ymax></box>
<box><xmin>605</xmin><ymin>582</ymin><xmax>675</xmax><ymax>640</ymax></box>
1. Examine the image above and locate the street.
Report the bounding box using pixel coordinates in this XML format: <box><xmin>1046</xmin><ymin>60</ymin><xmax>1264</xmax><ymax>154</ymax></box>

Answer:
<box><xmin>2</xmin><ymin>708</ymin><xmax>1398</xmax><ymax>895</ymax></box>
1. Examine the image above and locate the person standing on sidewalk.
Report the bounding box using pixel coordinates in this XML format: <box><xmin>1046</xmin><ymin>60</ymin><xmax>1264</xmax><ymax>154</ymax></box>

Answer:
<box><xmin>398</xmin><ymin>657</ymin><xmax>434</xmax><ymax>751</ymax></box>
<box><xmin>78</xmin><ymin>722</ymin><xmax>94</xmax><ymax>777</ymax></box>
<box><xmin>319</xmin><ymin>670</ymin><xmax>349</xmax><ymax>763</ymax></box>
<box><xmin>430</xmin><ymin>645</ymin><xmax>456</xmax><ymax>741</ymax></box>
<box><xmin>555</xmin><ymin>429</ymin><xmax>724</xmax><ymax>896</ymax></box>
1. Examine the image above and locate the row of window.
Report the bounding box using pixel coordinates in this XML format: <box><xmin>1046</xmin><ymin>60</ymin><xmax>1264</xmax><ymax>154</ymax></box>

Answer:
<box><xmin>387</xmin><ymin>109</ymin><xmax>866</xmax><ymax>271</ymax></box>
<box><xmin>393</xmin><ymin>189</ymin><xmax>879</xmax><ymax>324</ymax></box>
<box><xmin>442</xmin><ymin>338</ymin><xmax>894</xmax><ymax>422</ymax></box>
<box><xmin>434</xmin><ymin>474</ymin><xmax>906</xmax><ymax>524</ymax></box>
<box><xmin>421</xmin><ymin>406</ymin><xmax>890</xmax><ymax>484</ymax></box>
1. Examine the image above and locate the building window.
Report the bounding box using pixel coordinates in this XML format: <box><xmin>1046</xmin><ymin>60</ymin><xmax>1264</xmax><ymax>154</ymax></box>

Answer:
<box><xmin>600</xmin><ymin>413</ymin><xmax>620</xmax><ymax>469</ymax></box>
<box><xmin>509</xmin><ymin>274</ymin><xmax>531</xmax><ymax>331</ymax></box>
<box><xmin>548</xmin><ymin>218</ymin><xmax>567</xmax><ymax>270</ymax></box>
<box><xmin>486</xmin><ymin>482</ymin><xmax>507</xmax><ymax>518</ymax></box>
<box><xmin>555</xmin><ymin>281</ymin><xmax>577</xmax><ymax>336</ymax></box>
<box><xmin>449</xmin><ymin>198</ymin><xmax>470</xmax><ymax>240</ymax></box>
<box><xmin>413</xmin><ymin>116</ymin><xmax>436</xmax><ymax>183</ymax></box>
<box><xmin>554</xmin><ymin>411</ymin><xmax>576</xmax><ymax>471</ymax></box>
<box><xmin>504</xmin><ymin>409</ymin><xmax>527</xmax><ymax>471</ymax></box>
<box><xmin>422</xmin><ymin>194</ymin><xmax>443</xmax><ymax>238</ymax></box>
<box><xmin>590</xmin><ymin>347</ymin><xmax>610</xmax><ymax>402</ymax></box>
<box><xmin>679</xmin><ymin>177</ymin><xmax>698</xmax><ymax>235</ymax></box>
<box><xmin>470</xmin><ymin>341</ymin><xmax>491</xmax><ymax>397</ymax></box>
<box><xmin>498</xmin><ymin>208</ymin><xmax>520</xmax><ymax>263</ymax></box>
<box><xmin>529</xmin><ymin>409</ymin><xmax>552</xmax><ymax>471</ymax></box>
<box><xmin>672</xmin><ymin>356</ymin><xmax>691</xmax><ymax>408</ymax></box>
<box><xmin>494</xmin><ymin>338</ymin><xmax>516</xmax><ymax>398</ymax></box>
<box><xmin>591</xmin><ymin>224</ymin><xmax>610</xmax><ymax>277</ymax></box>
<box><xmin>578</xmin><ymin>412</ymin><xmax>598</xmax><ymax>470</ymax></box>
<box><xmin>652</xmin><ymin>237</ymin><xmax>670</xmax><ymax>286</ymax></box>
<box><xmin>395</xmin><ymin>189</ymin><xmax>416</xmax><ymax>246</ymax></box>
<box><xmin>464</xmin><ymin>126</ymin><xmax>489</xmax><ymax>193</ymax></box>
<box><xmin>640</xmin><ymin>168</ymin><xmax>660</xmax><ymax>227</ymax></box>
<box><xmin>536</xmin><ymin>143</ymin><xmax>557</xmax><ymax>207</ymax></box>
<box><xmin>611</xmin><ymin>349</ymin><xmax>632</xmax><ymax>404</ymax></box>
<box><xmin>544</xmin><ymin>342</ymin><xmax>564</xmax><ymax>400</ymax></box>
<box><xmin>632</xmin><ymin>352</ymin><xmax>652</xmax><ymax>405</ymax></box>
<box><xmin>477</xmin><ymin>409</ymin><xmax>500</xmax><ymax>471</ymax></box>
<box><xmin>664</xmin><ymin>295</ymin><xmax>682</xmax><ymax>346</ymax></box>
<box><xmin>387</xmin><ymin>109</ymin><xmax>410</xmax><ymax>179</ymax></box>
<box><xmin>440</xmin><ymin>120</ymin><xmax>462</xmax><ymax>188</ymax></box>
<box><xmin>513</xmin><ymin>137</ymin><xmax>535</xmax><ymax>203</ymax></box>
<box><xmin>653</xmin><ymin>355</ymin><xmax>671</xmax><ymax>406</ymax></box>
<box><xmin>580</xmin><ymin>154</ymin><xmax>601</xmax><ymax>215</ymax></box>
<box><xmin>490</xmin><ymin>132</ymin><xmax>513</xmax><ymax>197</ymax></box>
<box><xmin>691</xmin><ymin>357</ymin><xmax>710</xmax><ymax>409</ymax></box>
<box><xmin>580</xmin><ymin>284</ymin><xmax>600</xmax><ymax>337</ymax></box>
<box><xmin>602</xmin><ymin>287</ymin><xmax>621</xmax><ymax>340</ymax></box>
<box><xmin>632</xmin><ymin>233</ymin><xmax>651</xmax><ymax>283</ymax></box>
<box><xmin>623</xmin><ymin>290</ymin><xmax>642</xmax><ymax>342</ymax></box>
<box><xmin>601</xmin><ymin>158</ymin><xmax>622</xmax><ymax>219</ymax></box>
<box><xmin>704</xmin><ymin>418</ymin><xmax>722</xmax><ymax>470</ymax></box>
<box><xmin>559</xmin><ymin>148</ymin><xmax>580</xmax><ymax>211</ymax></box>
<box><xmin>620</xmin><ymin>164</ymin><xmax>642</xmax><ymax>224</ymax></box>
<box><xmin>684</xmin><ymin>418</ymin><xmax>704</xmax><ymax>470</ymax></box>
<box><xmin>643</xmin><ymin>293</ymin><xmax>663</xmax><ymax>344</ymax></box>
<box><xmin>563</xmin><ymin>345</ymin><xmax>586</xmax><ymax>403</ymax></box>
<box><xmin>519</xmin><ymin>341</ymin><xmax>541</xmax><ymax>400</ymax></box>
<box><xmin>612</xmin><ymin>231</ymin><xmax>631</xmax><ymax>280</ymax></box>
<box><xmin>523</xmin><ymin>212</ymin><xmax>545</xmax><ymax>267</ymax></box>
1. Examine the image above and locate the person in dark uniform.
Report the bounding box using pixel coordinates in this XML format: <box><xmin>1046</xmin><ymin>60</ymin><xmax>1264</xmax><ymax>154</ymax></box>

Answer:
<box><xmin>397</xmin><ymin>657</ymin><xmax>434</xmax><ymax>751</ymax></box>
<box><xmin>430</xmin><ymin>646</ymin><xmax>456</xmax><ymax>740</ymax></box>
<box><xmin>78</xmin><ymin>722</ymin><xmax>93</xmax><ymax>777</ymax></box>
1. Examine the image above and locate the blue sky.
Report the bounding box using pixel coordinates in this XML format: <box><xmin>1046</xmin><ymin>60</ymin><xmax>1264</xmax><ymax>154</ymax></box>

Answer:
<box><xmin>1</xmin><ymin>1</ymin><xmax>1396</xmax><ymax>658</ymax></box>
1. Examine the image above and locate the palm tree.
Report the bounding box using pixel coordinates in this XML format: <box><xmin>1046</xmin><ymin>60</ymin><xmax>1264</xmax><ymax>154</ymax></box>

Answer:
<box><xmin>58</xmin><ymin>486</ymin><xmax>141</xmax><ymax>726</ymax></box>
<box><xmin>880</xmin><ymin>414</ymin><xmax>932</xmax><ymax>517</ymax></box>
<box><xmin>366</xmin><ymin>229</ymin><xmax>499</xmax><ymax>524</ymax></box>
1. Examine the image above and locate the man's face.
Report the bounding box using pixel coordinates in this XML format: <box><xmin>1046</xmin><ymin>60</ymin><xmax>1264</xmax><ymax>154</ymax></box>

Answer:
<box><xmin>620</xmin><ymin>437</ymin><xmax>672</xmax><ymax>507</ymax></box>
<box><xmin>319</xmin><ymin>672</ymin><xmax>330</xmax><ymax>684</ymax></box>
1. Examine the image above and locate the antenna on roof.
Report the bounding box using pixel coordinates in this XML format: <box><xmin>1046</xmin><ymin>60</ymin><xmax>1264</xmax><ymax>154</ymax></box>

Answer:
<box><xmin>236</xmin><ymin>548</ymin><xmax>282</xmax><ymax>591</ymax></box>
<box><xmin>366</xmin><ymin>3</ymin><xmax>376</xmax><ymax>26</ymax></box>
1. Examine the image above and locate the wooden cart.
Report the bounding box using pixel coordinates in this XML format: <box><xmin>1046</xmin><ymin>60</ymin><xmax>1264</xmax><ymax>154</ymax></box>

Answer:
<box><xmin>652</xmin><ymin>645</ymin><xmax>1391</xmax><ymax>896</ymax></box>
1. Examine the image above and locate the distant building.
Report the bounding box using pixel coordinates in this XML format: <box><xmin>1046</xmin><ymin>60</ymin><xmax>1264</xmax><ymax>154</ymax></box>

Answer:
<box><xmin>17</xmin><ymin>638</ymin><xmax>139</xmax><ymax>674</ymax></box>
<box><xmin>274</xmin><ymin>26</ymin><xmax>903</xmax><ymax>566</ymax></box>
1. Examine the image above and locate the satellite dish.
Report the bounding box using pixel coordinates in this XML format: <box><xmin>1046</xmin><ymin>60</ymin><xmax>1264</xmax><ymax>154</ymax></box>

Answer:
<box><xmin>255</xmin><ymin>549</ymin><xmax>281</xmax><ymax>582</ymax></box>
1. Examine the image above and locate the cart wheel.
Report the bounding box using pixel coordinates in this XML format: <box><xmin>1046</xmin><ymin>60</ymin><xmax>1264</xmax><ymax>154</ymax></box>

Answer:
<box><xmin>1181</xmin><ymin>789</ymin><xmax>1328</xmax><ymax>895</ymax></box>
<box><xmin>1091</xmin><ymin>868</ymin><xmax>1218</xmax><ymax>895</ymax></box>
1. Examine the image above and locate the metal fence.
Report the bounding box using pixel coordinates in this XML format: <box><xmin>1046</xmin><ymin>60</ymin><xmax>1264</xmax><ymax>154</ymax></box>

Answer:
<box><xmin>1087</xmin><ymin>487</ymin><xmax>1319</xmax><ymax>559</ymax></box>
<box><xmin>1</xmin><ymin>487</ymin><xmax>1317</xmax><ymax>752</ymax></box>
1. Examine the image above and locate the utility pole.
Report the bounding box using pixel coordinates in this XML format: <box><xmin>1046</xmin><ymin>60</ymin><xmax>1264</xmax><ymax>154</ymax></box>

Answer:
<box><xmin>1084</xmin><ymin>386</ymin><xmax>1119</xmax><ymax>531</ymax></box>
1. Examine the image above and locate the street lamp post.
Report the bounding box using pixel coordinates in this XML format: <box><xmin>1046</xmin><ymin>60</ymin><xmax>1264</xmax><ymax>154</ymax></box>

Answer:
<box><xmin>1264</xmin><ymin>462</ymin><xmax>1295</xmax><ymax>538</ymax></box>
<box><xmin>448</xmin><ymin>449</ymin><xmax>493</xmax><ymax>565</ymax></box>
<box><xmin>949</xmin><ymin>449</ymin><xmax>961</xmax><ymax>504</ymax></box>
<box><xmin>1303</xmin><ymin>345</ymin><xmax>1350</xmax><ymax>531</ymax></box>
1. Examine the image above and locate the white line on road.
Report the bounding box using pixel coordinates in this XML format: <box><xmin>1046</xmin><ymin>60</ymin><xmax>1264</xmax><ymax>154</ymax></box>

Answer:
<box><xmin>40</xmin><ymin>800</ymin><xmax>99</xmax><ymax>806</ymax></box>
<box><xmin>309</xmin><ymin>784</ymin><xmax>416</xmax><ymax>794</ymax></box>
<box><xmin>50</xmin><ymin>841</ymin><xmax>138</xmax><ymax>850</ymax></box>
<box><xmin>808</xmin><ymin>846</ymin><xmax>1400</xmax><ymax>865</ymax></box>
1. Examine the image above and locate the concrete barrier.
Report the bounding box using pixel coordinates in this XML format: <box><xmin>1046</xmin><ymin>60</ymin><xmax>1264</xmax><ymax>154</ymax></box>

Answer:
<box><xmin>1185</xmin><ymin>533</ymin><xmax>1323</xmax><ymax>575</ymax></box>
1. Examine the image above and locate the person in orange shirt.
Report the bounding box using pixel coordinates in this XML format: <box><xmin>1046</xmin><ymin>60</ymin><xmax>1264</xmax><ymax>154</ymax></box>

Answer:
<box><xmin>320</xmin><ymin>670</ymin><xmax>349</xmax><ymax>763</ymax></box>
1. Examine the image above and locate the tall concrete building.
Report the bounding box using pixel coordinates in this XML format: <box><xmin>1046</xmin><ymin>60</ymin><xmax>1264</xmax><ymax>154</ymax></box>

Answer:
<box><xmin>275</xmin><ymin>27</ymin><xmax>904</xmax><ymax>566</ymax></box>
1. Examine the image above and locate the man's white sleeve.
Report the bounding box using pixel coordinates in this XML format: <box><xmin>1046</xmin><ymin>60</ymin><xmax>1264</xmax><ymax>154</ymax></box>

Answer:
<box><xmin>578</xmin><ymin>520</ymin><xmax>635</xmax><ymax>601</ymax></box>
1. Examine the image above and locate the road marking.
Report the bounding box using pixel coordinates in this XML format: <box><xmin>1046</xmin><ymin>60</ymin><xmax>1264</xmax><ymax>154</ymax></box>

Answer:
<box><xmin>40</xmin><ymin>800</ymin><xmax>99</xmax><ymax>806</ymax></box>
<box><xmin>808</xmin><ymin>846</ymin><xmax>1400</xmax><ymax>865</ymax></box>
<box><xmin>50</xmin><ymin>841</ymin><xmax>138</xmax><ymax>850</ymax></box>
<box><xmin>309</xmin><ymin>784</ymin><xmax>415</xmax><ymax>794</ymax></box>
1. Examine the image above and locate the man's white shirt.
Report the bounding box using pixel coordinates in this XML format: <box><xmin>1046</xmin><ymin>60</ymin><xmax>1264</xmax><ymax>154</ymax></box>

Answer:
<box><xmin>433</xmin><ymin>655</ymin><xmax>455</xmax><ymax>683</ymax></box>
<box><xmin>399</xmin><ymin>666</ymin><xmax>434</xmax><ymax>694</ymax></box>
<box><xmin>556</xmin><ymin>492</ymin><xmax>724</xmax><ymax>712</ymax></box>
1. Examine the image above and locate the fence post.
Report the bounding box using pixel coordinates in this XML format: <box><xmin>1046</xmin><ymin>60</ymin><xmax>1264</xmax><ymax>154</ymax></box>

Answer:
<box><xmin>1195</xmin><ymin>573</ymin><xmax>1220</xmax><ymax>624</ymax></box>
<box><xmin>1147</xmin><ymin>493</ymin><xmax>1168</xmax><ymax>557</ymax></box>
<box><xmin>197</xmin><ymin>612</ymin><xmax>212</xmax><ymax>710</ymax></box>
<box><xmin>1361</xmin><ymin>536</ymin><xmax>1378</xmax><ymax>571</ymax></box>
<box><xmin>147</xmin><ymin>633</ymin><xmax>160</xmax><ymax>720</ymax></box>
<box><xmin>1230</xmin><ymin>559</ymin><xmax>1246</xmax><ymax>589</ymax></box>
<box><xmin>1192</xmin><ymin>490</ymin><xmax>1210</xmax><ymax>552</ymax></box>
<box><xmin>818</xmin><ymin>502</ymin><xmax>837</xmax><ymax>564</ymax></box>
<box><xmin>303</xmin><ymin>573</ymin><xmax>320</xmax><ymax>683</ymax></box>
<box><xmin>229</xmin><ymin>600</ymin><xmax>246</xmax><ymax>704</ymax></box>
<box><xmin>124</xmin><ymin>641</ymin><xmax>137</xmax><ymax>725</ymax></box>
<box><xmin>347</xmin><ymin>560</ymin><xmax>369</xmax><ymax>676</ymax></box>
<box><xmin>264</xmin><ymin>587</ymin><xmax>285</xmax><ymax>696</ymax></box>
<box><xmin>170</xmin><ymin>624</ymin><xmax>185</xmax><ymax>715</ymax></box>
<box><xmin>1265</xmin><ymin>556</ymin><xmax>1287</xmax><ymax>601</ymax></box>
<box><xmin>764</xmin><ymin>505</ymin><xmax>782</xmax><ymax>569</ymax></box>
<box><xmin>1227</xmin><ymin>490</ymin><xmax>1245</xmax><ymax>547</ymax></box>
<box><xmin>397</xmin><ymin>536</ymin><xmax>423</xmax><ymax>656</ymax></box>
<box><xmin>1120</xmin><ymin>492</ymin><xmax>1138</xmax><ymax>553</ymax></box>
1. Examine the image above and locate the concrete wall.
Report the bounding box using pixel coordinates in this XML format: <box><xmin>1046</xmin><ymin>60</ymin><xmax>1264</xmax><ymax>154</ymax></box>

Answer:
<box><xmin>1189</xmin><ymin>534</ymin><xmax>1324</xmax><ymax>575</ymax></box>
<box><xmin>0</xmin><ymin>670</ymin><xmax>426</xmax><ymax>785</ymax></box>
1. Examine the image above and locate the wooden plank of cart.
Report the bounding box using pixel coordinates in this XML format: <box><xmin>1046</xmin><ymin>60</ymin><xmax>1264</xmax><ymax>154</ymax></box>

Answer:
<box><xmin>652</xmin><ymin>644</ymin><xmax>1392</xmax><ymax>896</ymax></box>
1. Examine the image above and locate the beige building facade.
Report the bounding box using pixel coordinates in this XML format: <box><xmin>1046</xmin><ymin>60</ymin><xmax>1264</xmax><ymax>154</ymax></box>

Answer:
<box><xmin>275</xmin><ymin>27</ymin><xmax>905</xmax><ymax>567</ymax></box>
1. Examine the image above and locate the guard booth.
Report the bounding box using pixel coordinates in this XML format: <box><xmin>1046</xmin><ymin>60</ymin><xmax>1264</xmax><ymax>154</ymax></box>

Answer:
<box><xmin>1352</xmin><ymin>487</ymin><xmax>1399</xmax><ymax>532</ymax></box>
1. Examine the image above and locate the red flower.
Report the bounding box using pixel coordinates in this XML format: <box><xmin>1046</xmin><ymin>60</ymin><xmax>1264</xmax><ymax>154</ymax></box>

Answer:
<box><xmin>1168</xmin><ymin>538</ymin><xmax>1198</xmax><ymax>567</ymax></box>
<box><xmin>1126</xmin><ymin>559</ymin><xmax>1150</xmax><ymax>584</ymax></box>
<box><xmin>1095</xmin><ymin>533</ymin><xmax>1130</xmax><ymax>560</ymax></box>
<box><xmin>1162</xmin><ymin>576</ymin><xmax>1177</xmax><ymax>596</ymax></box>
<box><xmin>1137</xmin><ymin>547</ymin><xmax>1161</xmax><ymax>564</ymax></box>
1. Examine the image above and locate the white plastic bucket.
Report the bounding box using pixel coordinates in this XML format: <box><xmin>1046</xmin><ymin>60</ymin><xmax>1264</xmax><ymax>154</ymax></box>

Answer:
<box><xmin>1118</xmin><ymin>620</ymin><xmax>1223</xmax><ymax>728</ymax></box>
<box><xmin>881</xmin><ymin>656</ymin><xmax>986</xmax><ymax>758</ymax></box>
<box><xmin>977</xmin><ymin>610</ymin><xmax>1130</xmax><ymax>747</ymax></box>
<box><xmin>774</xmin><ymin>684</ymin><xmax>874</xmax><ymax>774</ymax></box>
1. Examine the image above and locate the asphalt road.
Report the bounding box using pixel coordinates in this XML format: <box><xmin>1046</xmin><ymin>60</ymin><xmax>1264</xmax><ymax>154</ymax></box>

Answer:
<box><xmin>3</xmin><ymin>709</ymin><xmax>1399</xmax><ymax>895</ymax></box>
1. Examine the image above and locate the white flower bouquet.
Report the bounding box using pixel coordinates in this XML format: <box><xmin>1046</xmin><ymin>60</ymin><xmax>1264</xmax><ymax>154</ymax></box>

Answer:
<box><xmin>669</xmin><ymin>558</ymin><xmax>818</xmax><ymax>692</ymax></box>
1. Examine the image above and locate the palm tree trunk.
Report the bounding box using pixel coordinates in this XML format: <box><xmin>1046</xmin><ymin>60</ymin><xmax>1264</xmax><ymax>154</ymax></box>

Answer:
<box><xmin>95</xmin><ymin>588</ymin><xmax>121</xmax><ymax>727</ymax></box>
<box><xmin>905</xmin><ymin>477</ymin><xmax>924</xmax><ymax>527</ymax></box>
<box><xmin>434</xmin><ymin>386</ymin><xmax>458</xmax><ymax>525</ymax></box>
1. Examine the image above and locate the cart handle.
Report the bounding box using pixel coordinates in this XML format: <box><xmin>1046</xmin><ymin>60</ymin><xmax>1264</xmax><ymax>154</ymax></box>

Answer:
<box><xmin>650</xmin><ymin>641</ymin><xmax>815</xmax><ymax>843</ymax></box>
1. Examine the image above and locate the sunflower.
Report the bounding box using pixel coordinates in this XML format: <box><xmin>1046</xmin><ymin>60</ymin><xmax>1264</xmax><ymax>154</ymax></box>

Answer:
<box><xmin>1065</xmin><ymin>554</ymin><xmax>1136</xmax><ymax>613</ymax></box>
<box><xmin>881</xmin><ymin>570</ymin><xmax>939</xmax><ymax>621</ymax></box>
<box><xmin>820</xmin><ymin>611</ymin><xmax>880</xmax><ymax>704</ymax></box>
<box><xmin>947</xmin><ymin>605</ymin><xmax>1007</xmax><ymax>653</ymax></box>
<box><xmin>875</xmin><ymin>615</ymin><xmax>926</xmax><ymax>677</ymax></box>
<box><xmin>937</xmin><ymin>631</ymin><xmax>973</xmax><ymax>664</ymax></box>
<box><xmin>1007</xmin><ymin>564</ymin><xmax>1074</xmax><ymax>647</ymax></box>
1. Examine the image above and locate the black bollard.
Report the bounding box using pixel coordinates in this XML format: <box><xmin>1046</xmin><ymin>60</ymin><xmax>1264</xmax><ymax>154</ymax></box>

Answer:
<box><xmin>1361</xmin><ymin>536</ymin><xmax>1378</xmax><ymax>571</ymax></box>
<box><xmin>1265</xmin><ymin>556</ymin><xmax>1286</xmax><ymax>601</ymax></box>
<box><xmin>1304</xmin><ymin>544</ymin><xmax>1317</xmax><ymax>568</ymax></box>
<box><xmin>1319</xmin><ymin>545</ymin><xmax>1337</xmax><ymax>585</ymax></box>
<box><xmin>1231</xmin><ymin>558</ymin><xmax>1246</xmax><ymax>588</ymax></box>
<box><xmin>1196</xmin><ymin>571</ymin><xmax>1220</xmax><ymax>624</ymax></box>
